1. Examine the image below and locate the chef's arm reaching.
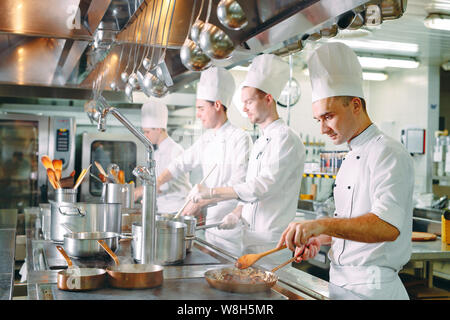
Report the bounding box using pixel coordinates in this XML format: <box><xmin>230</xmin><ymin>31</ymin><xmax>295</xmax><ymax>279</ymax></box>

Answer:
<box><xmin>277</xmin><ymin>213</ymin><xmax>400</xmax><ymax>253</ymax></box>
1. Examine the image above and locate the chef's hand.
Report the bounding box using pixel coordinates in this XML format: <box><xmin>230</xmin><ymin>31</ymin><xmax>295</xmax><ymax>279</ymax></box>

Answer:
<box><xmin>293</xmin><ymin>237</ymin><xmax>321</xmax><ymax>262</ymax></box>
<box><xmin>218</xmin><ymin>212</ymin><xmax>240</xmax><ymax>230</ymax></box>
<box><xmin>188</xmin><ymin>183</ymin><xmax>211</xmax><ymax>203</ymax></box>
<box><xmin>155</xmin><ymin>179</ymin><xmax>162</xmax><ymax>194</ymax></box>
<box><xmin>276</xmin><ymin>220</ymin><xmax>326</xmax><ymax>251</ymax></box>
<box><xmin>181</xmin><ymin>200</ymin><xmax>202</xmax><ymax>217</ymax></box>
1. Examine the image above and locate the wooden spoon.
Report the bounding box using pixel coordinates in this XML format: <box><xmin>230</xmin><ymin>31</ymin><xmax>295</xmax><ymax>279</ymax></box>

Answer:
<box><xmin>53</xmin><ymin>159</ymin><xmax>63</xmax><ymax>181</ymax></box>
<box><xmin>94</xmin><ymin>161</ymin><xmax>107</xmax><ymax>177</ymax></box>
<box><xmin>41</xmin><ymin>155</ymin><xmax>55</xmax><ymax>171</ymax></box>
<box><xmin>110</xmin><ymin>168</ymin><xmax>119</xmax><ymax>184</ymax></box>
<box><xmin>235</xmin><ymin>245</ymin><xmax>287</xmax><ymax>269</ymax></box>
<box><xmin>73</xmin><ymin>164</ymin><xmax>91</xmax><ymax>190</ymax></box>
<box><xmin>118</xmin><ymin>170</ymin><xmax>125</xmax><ymax>184</ymax></box>
<box><xmin>47</xmin><ymin>168</ymin><xmax>61</xmax><ymax>189</ymax></box>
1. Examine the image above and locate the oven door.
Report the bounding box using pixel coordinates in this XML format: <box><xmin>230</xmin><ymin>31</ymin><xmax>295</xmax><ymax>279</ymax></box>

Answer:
<box><xmin>0</xmin><ymin>113</ymin><xmax>49</xmax><ymax>210</ymax></box>
<box><xmin>80</xmin><ymin>132</ymin><xmax>146</xmax><ymax>202</ymax></box>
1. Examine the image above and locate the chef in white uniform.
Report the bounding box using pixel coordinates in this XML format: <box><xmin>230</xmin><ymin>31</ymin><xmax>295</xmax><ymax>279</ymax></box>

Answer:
<box><xmin>156</xmin><ymin>67</ymin><xmax>252</xmax><ymax>256</ymax></box>
<box><xmin>277</xmin><ymin>42</ymin><xmax>414</xmax><ymax>300</ymax></box>
<box><xmin>189</xmin><ymin>54</ymin><xmax>306</xmax><ymax>264</ymax></box>
<box><xmin>134</xmin><ymin>100</ymin><xmax>192</xmax><ymax>213</ymax></box>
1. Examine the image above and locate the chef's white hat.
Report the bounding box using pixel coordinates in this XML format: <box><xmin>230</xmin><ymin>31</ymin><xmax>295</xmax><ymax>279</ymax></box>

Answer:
<box><xmin>141</xmin><ymin>100</ymin><xmax>168</xmax><ymax>129</ymax></box>
<box><xmin>196</xmin><ymin>67</ymin><xmax>236</xmax><ymax>108</ymax></box>
<box><xmin>308</xmin><ymin>42</ymin><xmax>364</xmax><ymax>103</ymax></box>
<box><xmin>241</xmin><ymin>53</ymin><xmax>289</xmax><ymax>100</ymax></box>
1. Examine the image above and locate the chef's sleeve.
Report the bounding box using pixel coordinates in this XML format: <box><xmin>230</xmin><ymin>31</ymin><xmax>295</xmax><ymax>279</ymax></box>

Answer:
<box><xmin>233</xmin><ymin>131</ymin><xmax>304</xmax><ymax>203</ymax></box>
<box><xmin>369</xmin><ymin>144</ymin><xmax>414</xmax><ymax>232</ymax></box>
<box><xmin>227</xmin><ymin>132</ymin><xmax>253</xmax><ymax>186</ymax></box>
<box><xmin>167</xmin><ymin>137</ymin><xmax>202</xmax><ymax>179</ymax></box>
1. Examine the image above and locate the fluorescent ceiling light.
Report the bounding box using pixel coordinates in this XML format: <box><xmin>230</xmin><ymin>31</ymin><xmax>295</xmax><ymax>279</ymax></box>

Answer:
<box><xmin>424</xmin><ymin>13</ymin><xmax>450</xmax><ymax>31</ymax></box>
<box><xmin>358</xmin><ymin>56</ymin><xmax>419</xmax><ymax>69</ymax></box>
<box><xmin>302</xmin><ymin>69</ymin><xmax>388</xmax><ymax>81</ymax></box>
<box><xmin>231</xmin><ymin>65</ymin><xmax>249</xmax><ymax>71</ymax></box>
<box><xmin>362</xmin><ymin>71</ymin><xmax>388</xmax><ymax>81</ymax></box>
<box><xmin>328</xmin><ymin>39</ymin><xmax>419</xmax><ymax>55</ymax></box>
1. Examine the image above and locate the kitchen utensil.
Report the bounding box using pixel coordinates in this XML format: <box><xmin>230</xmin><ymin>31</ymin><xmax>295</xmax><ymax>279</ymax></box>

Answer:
<box><xmin>53</xmin><ymin>159</ymin><xmax>63</xmax><ymax>181</ymax></box>
<box><xmin>56</xmin><ymin>245</ymin><xmax>106</xmax><ymax>291</ymax></box>
<box><xmin>143</xmin><ymin>71</ymin><xmax>168</xmax><ymax>98</ymax></box>
<box><xmin>205</xmin><ymin>256</ymin><xmax>295</xmax><ymax>293</ymax></box>
<box><xmin>100</xmin><ymin>183</ymin><xmax>122</xmax><ymax>204</ymax></box>
<box><xmin>412</xmin><ymin>232</ymin><xmax>437</xmax><ymax>242</ymax></box>
<box><xmin>132</xmin><ymin>219</ymin><xmax>190</xmax><ymax>264</ymax></box>
<box><xmin>47</xmin><ymin>168</ymin><xmax>61</xmax><ymax>189</ymax></box>
<box><xmin>191</xmin><ymin>20</ymin><xmax>205</xmax><ymax>44</ymax></box>
<box><xmin>55</xmin><ymin>188</ymin><xmax>77</xmax><ymax>203</ymax></box>
<box><xmin>109</xmin><ymin>168</ymin><xmax>119</xmax><ymax>184</ymax></box>
<box><xmin>180</xmin><ymin>39</ymin><xmax>212</xmax><ymax>72</ymax></box>
<box><xmin>73</xmin><ymin>164</ymin><xmax>91</xmax><ymax>190</ymax></box>
<box><xmin>173</xmin><ymin>164</ymin><xmax>217</xmax><ymax>220</ymax></box>
<box><xmin>118</xmin><ymin>170</ymin><xmax>125</xmax><ymax>184</ymax></box>
<box><xmin>235</xmin><ymin>244</ymin><xmax>287</xmax><ymax>269</ymax></box>
<box><xmin>94</xmin><ymin>161</ymin><xmax>108</xmax><ymax>177</ymax></box>
<box><xmin>98</xmin><ymin>240</ymin><xmax>164</xmax><ymax>289</ymax></box>
<box><xmin>198</xmin><ymin>0</ymin><xmax>234</xmax><ymax>60</ymax></box>
<box><xmin>217</xmin><ymin>0</ymin><xmax>248</xmax><ymax>30</ymax></box>
<box><xmin>199</xmin><ymin>22</ymin><xmax>234</xmax><ymax>60</ymax></box>
<box><xmin>41</xmin><ymin>155</ymin><xmax>55</xmax><ymax>171</ymax></box>
<box><xmin>60</xmin><ymin>176</ymin><xmax>75</xmax><ymax>188</ymax></box>
<box><xmin>442</xmin><ymin>209</ymin><xmax>450</xmax><ymax>245</ymax></box>
<box><xmin>90</xmin><ymin>173</ymin><xmax>103</xmax><ymax>184</ymax></box>
<box><xmin>63</xmin><ymin>229</ymin><xmax>120</xmax><ymax>258</ymax></box>
<box><xmin>195</xmin><ymin>222</ymin><xmax>221</xmax><ymax>230</ymax></box>
<box><xmin>50</xmin><ymin>202</ymin><xmax>121</xmax><ymax>242</ymax></box>
<box><xmin>98</xmin><ymin>173</ymin><xmax>109</xmax><ymax>183</ymax></box>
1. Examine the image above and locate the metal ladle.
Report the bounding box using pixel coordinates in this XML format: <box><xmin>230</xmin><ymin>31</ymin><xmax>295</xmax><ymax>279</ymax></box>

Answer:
<box><xmin>199</xmin><ymin>0</ymin><xmax>234</xmax><ymax>60</ymax></box>
<box><xmin>180</xmin><ymin>0</ymin><xmax>211</xmax><ymax>71</ymax></box>
<box><xmin>217</xmin><ymin>0</ymin><xmax>248</xmax><ymax>30</ymax></box>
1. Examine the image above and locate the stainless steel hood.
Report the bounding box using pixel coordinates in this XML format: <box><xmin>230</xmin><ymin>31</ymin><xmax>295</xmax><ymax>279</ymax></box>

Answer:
<box><xmin>0</xmin><ymin>0</ymin><xmax>386</xmax><ymax>101</ymax></box>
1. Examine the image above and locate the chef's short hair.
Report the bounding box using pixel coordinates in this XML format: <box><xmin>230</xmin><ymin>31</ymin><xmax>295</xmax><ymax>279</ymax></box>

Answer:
<box><xmin>206</xmin><ymin>100</ymin><xmax>227</xmax><ymax>112</ymax></box>
<box><xmin>340</xmin><ymin>96</ymin><xmax>366</xmax><ymax>112</ymax></box>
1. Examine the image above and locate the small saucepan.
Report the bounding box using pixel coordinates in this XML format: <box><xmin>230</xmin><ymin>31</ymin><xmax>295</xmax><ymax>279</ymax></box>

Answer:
<box><xmin>98</xmin><ymin>239</ymin><xmax>164</xmax><ymax>289</ymax></box>
<box><xmin>56</xmin><ymin>245</ymin><xmax>106</xmax><ymax>291</ymax></box>
<box><xmin>62</xmin><ymin>223</ymin><xmax>130</xmax><ymax>258</ymax></box>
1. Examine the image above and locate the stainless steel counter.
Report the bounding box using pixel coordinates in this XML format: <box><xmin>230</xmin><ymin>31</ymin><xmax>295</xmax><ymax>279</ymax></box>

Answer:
<box><xmin>0</xmin><ymin>209</ymin><xmax>18</xmax><ymax>300</ymax></box>
<box><xmin>24</xmin><ymin>209</ymin><xmax>362</xmax><ymax>300</ymax></box>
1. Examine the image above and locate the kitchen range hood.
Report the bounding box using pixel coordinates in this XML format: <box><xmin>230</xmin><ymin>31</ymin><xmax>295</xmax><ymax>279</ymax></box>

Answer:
<box><xmin>0</xmin><ymin>0</ymin><xmax>406</xmax><ymax>102</ymax></box>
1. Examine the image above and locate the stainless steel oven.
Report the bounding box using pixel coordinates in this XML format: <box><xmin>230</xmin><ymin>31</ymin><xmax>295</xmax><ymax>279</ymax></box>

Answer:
<box><xmin>80</xmin><ymin>131</ymin><xmax>146</xmax><ymax>202</ymax></box>
<box><xmin>0</xmin><ymin>113</ymin><xmax>75</xmax><ymax>210</ymax></box>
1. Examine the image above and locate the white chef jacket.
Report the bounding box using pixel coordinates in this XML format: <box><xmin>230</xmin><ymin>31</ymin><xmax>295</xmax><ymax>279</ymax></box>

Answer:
<box><xmin>329</xmin><ymin>124</ymin><xmax>414</xmax><ymax>300</ymax></box>
<box><xmin>233</xmin><ymin>119</ymin><xmax>305</xmax><ymax>263</ymax></box>
<box><xmin>167</xmin><ymin>120</ymin><xmax>252</xmax><ymax>255</ymax></box>
<box><xmin>155</xmin><ymin>137</ymin><xmax>192</xmax><ymax>214</ymax></box>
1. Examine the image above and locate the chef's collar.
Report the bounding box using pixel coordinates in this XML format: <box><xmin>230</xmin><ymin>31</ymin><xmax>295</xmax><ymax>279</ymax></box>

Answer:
<box><xmin>260</xmin><ymin>118</ymin><xmax>284</xmax><ymax>136</ymax></box>
<box><xmin>156</xmin><ymin>136</ymin><xmax>171</xmax><ymax>151</ymax></box>
<box><xmin>213</xmin><ymin>119</ymin><xmax>230</xmax><ymax>136</ymax></box>
<box><xmin>348</xmin><ymin>123</ymin><xmax>378</xmax><ymax>151</ymax></box>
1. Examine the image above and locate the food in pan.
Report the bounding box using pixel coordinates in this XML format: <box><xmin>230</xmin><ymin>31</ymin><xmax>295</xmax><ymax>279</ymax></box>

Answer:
<box><xmin>207</xmin><ymin>267</ymin><xmax>276</xmax><ymax>284</ymax></box>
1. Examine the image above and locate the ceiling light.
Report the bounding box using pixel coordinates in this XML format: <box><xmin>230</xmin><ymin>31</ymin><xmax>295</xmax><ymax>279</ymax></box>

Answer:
<box><xmin>362</xmin><ymin>71</ymin><xmax>388</xmax><ymax>81</ymax></box>
<box><xmin>302</xmin><ymin>69</ymin><xmax>388</xmax><ymax>81</ymax></box>
<box><xmin>424</xmin><ymin>13</ymin><xmax>450</xmax><ymax>31</ymax></box>
<box><xmin>358</xmin><ymin>56</ymin><xmax>419</xmax><ymax>69</ymax></box>
<box><xmin>328</xmin><ymin>39</ymin><xmax>419</xmax><ymax>55</ymax></box>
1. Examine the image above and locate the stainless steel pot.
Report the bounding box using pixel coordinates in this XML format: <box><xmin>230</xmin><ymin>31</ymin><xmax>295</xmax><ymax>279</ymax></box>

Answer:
<box><xmin>157</xmin><ymin>214</ymin><xmax>197</xmax><ymax>252</ymax></box>
<box><xmin>50</xmin><ymin>202</ymin><xmax>121</xmax><ymax>242</ymax></box>
<box><xmin>132</xmin><ymin>220</ymin><xmax>190</xmax><ymax>265</ymax></box>
<box><xmin>63</xmin><ymin>231</ymin><xmax>120</xmax><ymax>258</ymax></box>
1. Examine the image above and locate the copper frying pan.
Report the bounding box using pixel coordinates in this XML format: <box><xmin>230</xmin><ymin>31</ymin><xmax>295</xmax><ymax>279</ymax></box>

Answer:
<box><xmin>56</xmin><ymin>246</ymin><xmax>106</xmax><ymax>291</ymax></box>
<box><xmin>205</xmin><ymin>257</ymin><xmax>296</xmax><ymax>293</ymax></box>
<box><xmin>98</xmin><ymin>240</ymin><xmax>163</xmax><ymax>289</ymax></box>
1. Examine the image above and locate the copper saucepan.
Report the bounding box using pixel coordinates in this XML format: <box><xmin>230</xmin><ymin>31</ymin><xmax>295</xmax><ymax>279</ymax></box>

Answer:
<box><xmin>56</xmin><ymin>245</ymin><xmax>106</xmax><ymax>291</ymax></box>
<box><xmin>98</xmin><ymin>240</ymin><xmax>163</xmax><ymax>289</ymax></box>
<box><xmin>205</xmin><ymin>257</ymin><xmax>296</xmax><ymax>293</ymax></box>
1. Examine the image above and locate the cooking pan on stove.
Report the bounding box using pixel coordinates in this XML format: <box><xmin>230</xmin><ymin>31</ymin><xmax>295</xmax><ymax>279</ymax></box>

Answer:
<box><xmin>204</xmin><ymin>257</ymin><xmax>295</xmax><ymax>294</ymax></box>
